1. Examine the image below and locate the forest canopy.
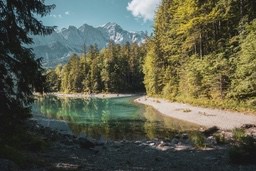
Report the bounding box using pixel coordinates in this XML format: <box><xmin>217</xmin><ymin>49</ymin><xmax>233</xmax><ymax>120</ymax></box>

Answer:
<box><xmin>46</xmin><ymin>42</ymin><xmax>146</xmax><ymax>93</ymax></box>
<box><xmin>142</xmin><ymin>0</ymin><xmax>256</xmax><ymax>111</ymax></box>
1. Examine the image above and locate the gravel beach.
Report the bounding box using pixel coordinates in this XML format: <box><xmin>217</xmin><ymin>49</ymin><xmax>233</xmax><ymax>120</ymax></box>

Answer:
<box><xmin>135</xmin><ymin>96</ymin><xmax>256</xmax><ymax>130</ymax></box>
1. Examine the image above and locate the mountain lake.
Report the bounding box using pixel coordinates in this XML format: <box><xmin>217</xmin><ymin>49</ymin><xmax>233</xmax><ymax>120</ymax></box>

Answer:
<box><xmin>32</xmin><ymin>95</ymin><xmax>200</xmax><ymax>141</ymax></box>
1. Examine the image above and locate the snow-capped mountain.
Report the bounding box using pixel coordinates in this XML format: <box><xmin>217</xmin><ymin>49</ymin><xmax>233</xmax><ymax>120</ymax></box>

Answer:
<box><xmin>31</xmin><ymin>22</ymin><xmax>147</xmax><ymax>67</ymax></box>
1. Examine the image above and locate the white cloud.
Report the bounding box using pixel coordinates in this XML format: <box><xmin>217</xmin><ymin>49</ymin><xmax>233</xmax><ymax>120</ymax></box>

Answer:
<box><xmin>127</xmin><ymin>0</ymin><xmax>161</xmax><ymax>21</ymax></box>
<box><xmin>65</xmin><ymin>11</ymin><xmax>70</xmax><ymax>15</ymax></box>
<box><xmin>50</xmin><ymin>14</ymin><xmax>62</xmax><ymax>18</ymax></box>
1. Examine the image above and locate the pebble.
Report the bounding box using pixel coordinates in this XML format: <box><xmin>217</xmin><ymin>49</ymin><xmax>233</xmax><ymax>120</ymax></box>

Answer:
<box><xmin>56</xmin><ymin>163</ymin><xmax>80</xmax><ymax>170</ymax></box>
<box><xmin>149</xmin><ymin>143</ymin><xmax>155</xmax><ymax>146</ymax></box>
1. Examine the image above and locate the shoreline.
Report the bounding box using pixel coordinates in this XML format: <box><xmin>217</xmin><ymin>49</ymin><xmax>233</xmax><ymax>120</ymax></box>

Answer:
<box><xmin>38</xmin><ymin>92</ymin><xmax>141</xmax><ymax>99</ymax></box>
<box><xmin>135</xmin><ymin>96</ymin><xmax>256</xmax><ymax>130</ymax></box>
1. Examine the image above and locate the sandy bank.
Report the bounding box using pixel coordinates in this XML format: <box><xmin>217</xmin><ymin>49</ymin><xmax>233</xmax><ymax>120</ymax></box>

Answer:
<box><xmin>47</xmin><ymin>93</ymin><xmax>137</xmax><ymax>99</ymax></box>
<box><xmin>135</xmin><ymin>96</ymin><xmax>256</xmax><ymax>130</ymax></box>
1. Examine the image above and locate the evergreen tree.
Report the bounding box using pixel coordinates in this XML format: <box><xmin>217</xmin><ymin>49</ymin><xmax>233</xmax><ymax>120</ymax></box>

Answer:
<box><xmin>143</xmin><ymin>0</ymin><xmax>256</xmax><ymax>110</ymax></box>
<box><xmin>231</xmin><ymin>19</ymin><xmax>256</xmax><ymax>103</ymax></box>
<box><xmin>0</xmin><ymin>0</ymin><xmax>55</xmax><ymax>128</ymax></box>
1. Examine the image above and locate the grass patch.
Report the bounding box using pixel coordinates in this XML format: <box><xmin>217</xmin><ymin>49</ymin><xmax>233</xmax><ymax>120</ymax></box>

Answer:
<box><xmin>173</xmin><ymin>96</ymin><xmax>256</xmax><ymax>114</ymax></box>
<box><xmin>232</xmin><ymin>128</ymin><xmax>246</xmax><ymax>141</ymax></box>
<box><xmin>213</xmin><ymin>133</ymin><xmax>226</xmax><ymax>144</ymax></box>
<box><xmin>189</xmin><ymin>131</ymin><xmax>205</xmax><ymax>148</ymax></box>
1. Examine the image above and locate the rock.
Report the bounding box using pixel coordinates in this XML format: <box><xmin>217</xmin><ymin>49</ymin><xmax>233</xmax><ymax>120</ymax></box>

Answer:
<box><xmin>56</xmin><ymin>163</ymin><xmax>80</xmax><ymax>170</ymax></box>
<box><xmin>156</xmin><ymin>142</ymin><xmax>172</xmax><ymax>151</ymax></box>
<box><xmin>156</xmin><ymin>145</ymin><xmax>172</xmax><ymax>151</ymax></box>
<box><xmin>149</xmin><ymin>143</ymin><xmax>155</xmax><ymax>146</ymax></box>
<box><xmin>174</xmin><ymin>134</ymin><xmax>180</xmax><ymax>139</ymax></box>
<box><xmin>202</xmin><ymin>126</ymin><xmax>219</xmax><ymax>137</ymax></box>
<box><xmin>206</xmin><ymin>136</ymin><xmax>217</xmax><ymax>145</ymax></box>
<box><xmin>241</xmin><ymin>124</ymin><xmax>256</xmax><ymax>129</ymax></box>
<box><xmin>78</xmin><ymin>137</ymin><xmax>95</xmax><ymax>148</ymax></box>
<box><xmin>135</xmin><ymin>141</ymin><xmax>142</xmax><ymax>144</ymax></box>
<box><xmin>0</xmin><ymin>159</ymin><xmax>19</xmax><ymax>171</ymax></box>
<box><xmin>182</xmin><ymin>133</ymin><xmax>189</xmax><ymax>140</ymax></box>
<box><xmin>175</xmin><ymin>144</ymin><xmax>192</xmax><ymax>151</ymax></box>
<box><xmin>171</xmin><ymin>138</ymin><xmax>179</xmax><ymax>145</ymax></box>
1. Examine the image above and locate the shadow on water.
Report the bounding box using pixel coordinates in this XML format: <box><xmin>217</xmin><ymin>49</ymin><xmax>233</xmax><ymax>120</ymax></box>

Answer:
<box><xmin>32</xmin><ymin>95</ymin><xmax>199</xmax><ymax>140</ymax></box>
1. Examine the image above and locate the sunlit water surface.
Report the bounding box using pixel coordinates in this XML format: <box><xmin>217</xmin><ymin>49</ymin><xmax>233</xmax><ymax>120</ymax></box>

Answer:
<box><xmin>32</xmin><ymin>96</ymin><xmax>199</xmax><ymax>140</ymax></box>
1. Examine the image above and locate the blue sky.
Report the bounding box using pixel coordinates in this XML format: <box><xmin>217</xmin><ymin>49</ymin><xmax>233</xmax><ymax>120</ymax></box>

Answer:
<box><xmin>41</xmin><ymin>0</ymin><xmax>161</xmax><ymax>33</ymax></box>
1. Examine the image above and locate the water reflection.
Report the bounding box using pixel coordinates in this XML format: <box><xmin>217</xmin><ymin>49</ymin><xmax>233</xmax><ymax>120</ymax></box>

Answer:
<box><xmin>32</xmin><ymin>95</ymin><xmax>199</xmax><ymax>140</ymax></box>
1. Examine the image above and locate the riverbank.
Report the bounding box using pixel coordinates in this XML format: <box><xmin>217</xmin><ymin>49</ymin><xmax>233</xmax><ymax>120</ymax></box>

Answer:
<box><xmin>43</xmin><ymin>92</ymin><xmax>139</xmax><ymax>99</ymax></box>
<box><xmin>135</xmin><ymin>96</ymin><xmax>256</xmax><ymax>130</ymax></box>
<box><xmin>1</xmin><ymin>120</ymin><xmax>256</xmax><ymax>170</ymax></box>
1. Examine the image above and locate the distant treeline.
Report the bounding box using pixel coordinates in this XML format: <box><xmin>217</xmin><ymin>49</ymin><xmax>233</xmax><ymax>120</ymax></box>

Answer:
<box><xmin>143</xmin><ymin>0</ymin><xmax>256</xmax><ymax>111</ymax></box>
<box><xmin>45</xmin><ymin>42</ymin><xmax>146</xmax><ymax>93</ymax></box>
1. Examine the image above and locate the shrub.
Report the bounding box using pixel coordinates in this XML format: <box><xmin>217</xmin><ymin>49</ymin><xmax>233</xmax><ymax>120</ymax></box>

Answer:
<box><xmin>232</xmin><ymin>128</ymin><xmax>246</xmax><ymax>141</ymax></box>
<box><xmin>229</xmin><ymin>136</ymin><xmax>256</xmax><ymax>164</ymax></box>
<box><xmin>189</xmin><ymin>131</ymin><xmax>205</xmax><ymax>148</ymax></box>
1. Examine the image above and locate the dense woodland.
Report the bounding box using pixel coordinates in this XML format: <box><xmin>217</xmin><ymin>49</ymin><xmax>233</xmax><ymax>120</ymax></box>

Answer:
<box><xmin>46</xmin><ymin>0</ymin><xmax>256</xmax><ymax>111</ymax></box>
<box><xmin>46</xmin><ymin>42</ymin><xmax>146</xmax><ymax>93</ymax></box>
<box><xmin>1</xmin><ymin>0</ymin><xmax>256</xmax><ymax>169</ymax></box>
<box><xmin>143</xmin><ymin>0</ymin><xmax>256</xmax><ymax>111</ymax></box>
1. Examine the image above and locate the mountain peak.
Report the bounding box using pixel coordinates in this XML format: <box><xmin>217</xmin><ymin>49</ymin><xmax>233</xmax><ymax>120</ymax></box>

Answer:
<box><xmin>102</xmin><ymin>22</ymin><xmax>122</xmax><ymax>30</ymax></box>
<box><xmin>31</xmin><ymin>22</ymin><xmax>146</xmax><ymax>67</ymax></box>
<box><xmin>68</xmin><ymin>25</ymin><xmax>77</xmax><ymax>30</ymax></box>
<box><xmin>79</xmin><ymin>23</ymin><xmax>94</xmax><ymax>32</ymax></box>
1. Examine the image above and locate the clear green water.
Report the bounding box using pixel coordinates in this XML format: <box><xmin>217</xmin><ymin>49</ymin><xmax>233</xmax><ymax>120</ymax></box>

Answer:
<box><xmin>32</xmin><ymin>95</ymin><xmax>199</xmax><ymax>140</ymax></box>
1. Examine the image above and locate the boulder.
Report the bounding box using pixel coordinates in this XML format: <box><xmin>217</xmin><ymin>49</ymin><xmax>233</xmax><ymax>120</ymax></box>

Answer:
<box><xmin>202</xmin><ymin>126</ymin><xmax>219</xmax><ymax>137</ymax></box>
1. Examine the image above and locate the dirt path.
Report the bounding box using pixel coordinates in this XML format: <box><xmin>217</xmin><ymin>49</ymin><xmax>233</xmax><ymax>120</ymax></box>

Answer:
<box><xmin>135</xmin><ymin>96</ymin><xmax>256</xmax><ymax>130</ymax></box>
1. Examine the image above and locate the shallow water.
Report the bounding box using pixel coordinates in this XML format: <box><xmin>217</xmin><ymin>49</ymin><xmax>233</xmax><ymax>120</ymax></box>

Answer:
<box><xmin>32</xmin><ymin>95</ymin><xmax>199</xmax><ymax>140</ymax></box>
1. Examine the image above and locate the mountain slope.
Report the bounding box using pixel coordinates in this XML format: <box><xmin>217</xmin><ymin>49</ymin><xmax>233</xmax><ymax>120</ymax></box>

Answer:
<box><xmin>31</xmin><ymin>22</ymin><xmax>147</xmax><ymax>67</ymax></box>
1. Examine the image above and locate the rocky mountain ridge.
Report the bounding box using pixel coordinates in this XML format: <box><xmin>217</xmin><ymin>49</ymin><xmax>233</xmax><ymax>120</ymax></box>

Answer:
<box><xmin>31</xmin><ymin>22</ymin><xmax>147</xmax><ymax>67</ymax></box>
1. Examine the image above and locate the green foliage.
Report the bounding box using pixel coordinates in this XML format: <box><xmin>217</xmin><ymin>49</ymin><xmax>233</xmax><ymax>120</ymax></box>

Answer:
<box><xmin>232</xmin><ymin>128</ymin><xmax>246</xmax><ymax>142</ymax></box>
<box><xmin>143</xmin><ymin>0</ymin><xmax>256</xmax><ymax>112</ymax></box>
<box><xmin>230</xmin><ymin>19</ymin><xmax>256</xmax><ymax>102</ymax></box>
<box><xmin>0</xmin><ymin>0</ymin><xmax>55</xmax><ymax>129</ymax></box>
<box><xmin>143</xmin><ymin>43</ymin><xmax>159</xmax><ymax>96</ymax></box>
<box><xmin>214</xmin><ymin>133</ymin><xmax>226</xmax><ymax>144</ymax></box>
<box><xmin>46</xmin><ymin>42</ymin><xmax>146</xmax><ymax>94</ymax></box>
<box><xmin>189</xmin><ymin>131</ymin><xmax>205</xmax><ymax>148</ymax></box>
